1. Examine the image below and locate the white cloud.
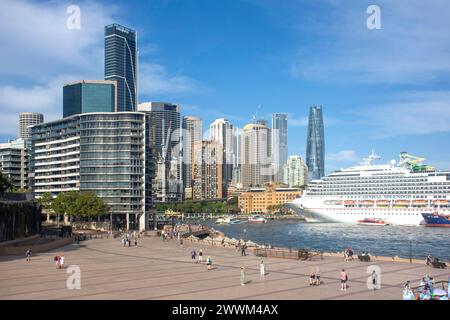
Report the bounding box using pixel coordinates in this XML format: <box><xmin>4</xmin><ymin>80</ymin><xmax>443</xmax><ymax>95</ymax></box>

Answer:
<box><xmin>139</xmin><ymin>63</ymin><xmax>210</xmax><ymax>96</ymax></box>
<box><xmin>354</xmin><ymin>91</ymin><xmax>450</xmax><ymax>138</ymax></box>
<box><xmin>289</xmin><ymin>116</ymin><xmax>308</xmax><ymax>127</ymax></box>
<box><xmin>288</xmin><ymin>0</ymin><xmax>450</xmax><ymax>85</ymax></box>
<box><xmin>326</xmin><ymin>150</ymin><xmax>359</xmax><ymax>163</ymax></box>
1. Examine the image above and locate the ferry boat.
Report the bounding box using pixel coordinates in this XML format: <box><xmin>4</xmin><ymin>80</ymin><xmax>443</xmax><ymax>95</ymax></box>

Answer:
<box><xmin>248</xmin><ymin>215</ymin><xmax>267</xmax><ymax>223</ymax></box>
<box><xmin>288</xmin><ymin>151</ymin><xmax>450</xmax><ymax>226</ymax></box>
<box><xmin>421</xmin><ymin>212</ymin><xmax>450</xmax><ymax>227</ymax></box>
<box><xmin>215</xmin><ymin>216</ymin><xmax>241</xmax><ymax>225</ymax></box>
<box><xmin>356</xmin><ymin>218</ymin><xmax>390</xmax><ymax>226</ymax></box>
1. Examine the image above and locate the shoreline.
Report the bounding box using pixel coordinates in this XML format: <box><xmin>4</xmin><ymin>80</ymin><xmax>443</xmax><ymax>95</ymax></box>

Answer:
<box><xmin>183</xmin><ymin>224</ymin><xmax>430</xmax><ymax>266</ymax></box>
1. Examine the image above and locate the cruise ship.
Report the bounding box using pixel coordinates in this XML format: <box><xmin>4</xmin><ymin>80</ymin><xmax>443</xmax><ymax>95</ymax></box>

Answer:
<box><xmin>288</xmin><ymin>151</ymin><xmax>450</xmax><ymax>225</ymax></box>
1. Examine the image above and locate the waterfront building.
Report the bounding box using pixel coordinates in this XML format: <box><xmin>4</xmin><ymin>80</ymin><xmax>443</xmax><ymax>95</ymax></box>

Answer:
<box><xmin>182</xmin><ymin>116</ymin><xmax>202</xmax><ymax>199</ymax></box>
<box><xmin>241</xmin><ymin>122</ymin><xmax>273</xmax><ymax>188</ymax></box>
<box><xmin>105</xmin><ymin>23</ymin><xmax>138</xmax><ymax>112</ymax></box>
<box><xmin>238</xmin><ymin>184</ymin><xmax>301</xmax><ymax>214</ymax></box>
<box><xmin>19</xmin><ymin>112</ymin><xmax>43</xmax><ymax>139</ymax></box>
<box><xmin>138</xmin><ymin>102</ymin><xmax>182</xmax><ymax>202</ymax></box>
<box><xmin>306</xmin><ymin>106</ymin><xmax>325</xmax><ymax>181</ymax></box>
<box><xmin>192</xmin><ymin>140</ymin><xmax>223</xmax><ymax>200</ymax></box>
<box><xmin>63</xmin><ymin>80</ymin><xmax>117</xmax><ymax>117</ymax></box>
<box><xmin>30</xmin><ymin>112</ymin><xmax>149</xmax><ymax>231</ymax></box>
<box><xmin>209</xmin><ymin>118</ymin><xmax>234</xmax><ymax>195</ymax></box>
<box><xmin>283</xmin><ymin>155</ymin><xmax>308</xmax><ymax>188</ymax></box>
<box><xmin>272</xmin><ymin>113</ymin><xmax>288</xmax><ymax>182</ymax></box>
<box><xmin>0</xmin><ymin>138</ymin><xmax>29</xmax><ymax>190</ymax></box>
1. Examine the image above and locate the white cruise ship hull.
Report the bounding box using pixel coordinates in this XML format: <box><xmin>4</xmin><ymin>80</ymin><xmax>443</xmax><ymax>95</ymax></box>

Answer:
<box><xmin>288</xmin><ymin>198</ymin><xmax>443</xmax><ymax>226</ymax></box>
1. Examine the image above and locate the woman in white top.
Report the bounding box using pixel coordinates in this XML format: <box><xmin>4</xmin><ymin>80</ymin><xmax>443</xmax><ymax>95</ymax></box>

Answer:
<box><xmin>260</xmin><ymin>260</ymin><xmax>265</xmax><ymax>278</ymax></box>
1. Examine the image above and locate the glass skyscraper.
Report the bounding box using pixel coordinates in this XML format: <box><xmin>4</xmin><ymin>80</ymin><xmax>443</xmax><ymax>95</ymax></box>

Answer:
<box><xmin>306</xmin><ymin>106</ymin><xmax>325</xmax><ymax>181</ymax></box>
<box><xmin>272</xmin><ymin>113</ymin><xmax>288</xmax><ymax>182</ymax></box>
<box><xmin>105</xmin><ymin>23</ymin><xmax>138</xmax><ymax>112</ymax></box>
<box><xmin>63</xmin><ymin>80</ymin><xmax>117</xmax><ymax>117</ymax></box>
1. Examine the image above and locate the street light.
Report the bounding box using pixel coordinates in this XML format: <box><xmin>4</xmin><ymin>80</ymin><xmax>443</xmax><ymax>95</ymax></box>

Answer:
<box><xmin>288</xmin><ymin>231</ymin><xmax>293</xmax><ymax>252</ymax></box>
<box><xmin>408</xmin><ymin>236</ymin><xmax>413</xmax><ymax>264</ymax></box>
<box><xmin>343</xmin><ymin>233</ymin><xmax>347</xmax><ymax>253</ymax></box>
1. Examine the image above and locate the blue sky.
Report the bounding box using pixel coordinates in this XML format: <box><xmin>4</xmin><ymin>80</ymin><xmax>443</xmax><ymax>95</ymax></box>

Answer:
<box><xmin>1</xmin><ymin>0</ymin><xmax>450</xmax><ymax>173</ymax></box>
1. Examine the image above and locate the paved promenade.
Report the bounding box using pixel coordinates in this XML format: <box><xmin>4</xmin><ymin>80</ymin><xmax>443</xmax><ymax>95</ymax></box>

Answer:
<box><xmin>0</xmin><ymin>236</ymin><xmax>448</xmax><ymax>300</ymax></box>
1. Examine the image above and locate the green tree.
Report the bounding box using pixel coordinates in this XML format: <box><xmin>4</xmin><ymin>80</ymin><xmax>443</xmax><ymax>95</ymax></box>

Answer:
<box><xmin>0</xmin><ymin>171</ymin><xmax>13</xmax><ymax>193</ymax></box>
<box><xmin>38</xmin><ymin>192</ymin><xmax>53</xmax><ymax>211</ymax></box>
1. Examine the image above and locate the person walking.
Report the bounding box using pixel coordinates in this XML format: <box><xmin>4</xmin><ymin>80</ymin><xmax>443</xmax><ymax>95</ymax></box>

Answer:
<box><xmin>371</xmin><ymin>270</ymin><xmax>377</xmax><ymax>290</ymax></box>
<box><xmin>206</xmin><ymin>256</ymin><xmax>212</xmax><ymax>270</ymax></box>
<box><xmin>340</xmin><ymin>269</ymin><xmax>348</xmax><ymax>291</ymax></box>
<box><xmin>25</xmin><ymin>248</ymin><xmax>32</xmax><ymax>262</ymax></box>
<box><xmin>134</xmin><ymin>238</ymin><xmax>138</xmax><ymax>247</ymax></box>
<box><xmin>240</xmin><ymin>266</ymin><xmax>246</xmax><ymax>286</ymax></box>
<box><xmin>260</xmin><ymin>260</ymin><xmax>265</xmax><ymax>278</ymax></box>
<box><xmin>315</xmin><ymin>267</ymin><xmax>321</xmax><ymax>285</ymax></box>
<box><xmin>309</xmin><ymin>268</ymin><xmax>316</xmax><ymax>286</ymax></box>
<box><xmin>198</xmin><ymin>249</ymin><xmax>203</xmax><ymax>263</ymax></box>
<box><xmin>191</xmin><ymin>249</ymin><xmax>197</xmax><ymax>263</ymax></box>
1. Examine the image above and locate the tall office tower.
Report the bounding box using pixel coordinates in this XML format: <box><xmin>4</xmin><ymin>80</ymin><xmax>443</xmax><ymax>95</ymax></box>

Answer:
<box><xmin>209</xmin><ymin>118</ymin><xmax>233</xmax><ymax>195</ymax></box>
<box><xmin>283</xmin><ymin>155</ymin><xmax>308</xmax><ymax>188</ymax></box>
<box><xmin>231</xmin><ymin>127</ymin><xmax>242</xmax><ymax>188</ymax></box>
<box><xmin>30</xmin><ymin>112</ymin><xmax>148</xmax><ymax>231</ymax></box>
<box><xmin>192</xmin><ymin>140</ymin><xmax>223</xmax><ymax>200</ymax></box>
<box><xmin>19</xmin><ymin>112</ymin><xmax>43</xmax><ymax>139</ymax></box>
<box><xmin>272</xmin><ymin>113</ymin><xmax>288</xmax><ymax>182</ymax></box>
<box><xmin>138</xmin><ymin>102</ymin><xmax>182</xmax><ymax>202</ymax></box>
<box><xmin>306</xmin><ymin>106</ymin><xmax>325</xmax><ymax>181</ymax></box>
<box><xmin>0</xmin><ymin>138</ymin><xmax>29</xmax><ymax>190</ymax></box>
<box><xmin>182</xmin><ymin>116</ymin><xmax>202</xmax><ymax>199</ymax></box>
<box><xmin>241</xmin><ymin>122</ymin><xmax>272</xmax><ymax>188</ymax></box>
<box><xmin>63</xmin><ymin>80</ymin><xmax>117</xmax><ymax>117</ymax></box>
<box><xmin>105</xmin><ymin>23</ymin><xmax>138</xmax><ymax>112</ymax></box>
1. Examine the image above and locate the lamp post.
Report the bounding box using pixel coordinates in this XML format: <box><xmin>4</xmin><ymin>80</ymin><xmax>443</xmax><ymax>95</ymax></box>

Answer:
<box><xmin>243</xmin><ymin>228</ymin><xmax>247</xmax><ymax>242</ymax></box>
<box><xmin>409</xmin><ymin>236</ymin><xmax>413</xmax><ymax>264</ymax></box>
<box><xmin>343</xmin><ymin>233</ymin><xmax>347</xmax><ymax>253</ymax></box>
<box><xmin>288</xmin><ymin>231</ymin><xmax>293</xmax><ymax>252</ymax></box>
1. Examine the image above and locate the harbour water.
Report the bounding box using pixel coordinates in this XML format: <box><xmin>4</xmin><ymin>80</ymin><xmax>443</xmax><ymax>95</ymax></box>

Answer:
<box><xmin>203</xmin><ymin>220</ymin><xmax>450</xmax><ymax>260</ymax></box>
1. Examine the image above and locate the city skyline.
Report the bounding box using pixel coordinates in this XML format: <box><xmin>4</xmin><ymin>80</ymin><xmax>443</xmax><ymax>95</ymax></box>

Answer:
<box><xmin>1</xmin><ymin>0</ymin><xmax>450</xmax><ymax>174</ymax></box>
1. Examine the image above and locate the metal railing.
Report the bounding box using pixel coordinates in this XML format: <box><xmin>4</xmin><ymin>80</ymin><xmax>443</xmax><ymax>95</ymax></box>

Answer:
<box><xmin>254</xmin><ymin>248</ymin><xmax>323</xmax><ymax>261</ymax></box>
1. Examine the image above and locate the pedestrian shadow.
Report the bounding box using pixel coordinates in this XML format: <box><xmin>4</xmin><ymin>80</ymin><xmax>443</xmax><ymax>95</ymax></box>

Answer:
<box><xmin>245</xmin><ymin>280</ymin><xmax>252</xmax><ymax>285</ymax></box>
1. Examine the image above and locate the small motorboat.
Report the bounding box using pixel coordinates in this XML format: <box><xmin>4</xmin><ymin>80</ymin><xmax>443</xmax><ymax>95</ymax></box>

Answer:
<box><xmin>356</xmin><ymin>218</ymin><xmax>390</xmax><ymax>226</ymax></box>
<box><xmin>215</xmin><ymin>216</ymin><xmax>242</xmax><ymax>225</ymax></box>
<box><xmin>248</xmin><ymin>215</ymin><xmax>267</xmax><ymax>223</ymax></box>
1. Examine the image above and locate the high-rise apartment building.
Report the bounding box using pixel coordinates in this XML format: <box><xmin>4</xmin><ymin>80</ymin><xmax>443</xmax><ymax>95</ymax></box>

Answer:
<box><xmin>232</xmin><ymin>127</ymin><xmax>242</xmax><ymax>188</ymax></box>
<box><xmin>283</xmin><ymin>155</ymin><xmax>308</xmax><ymax>188</ymax></box>
<box><xmin>138</xmin><ymin>102</ymin><xmax>182</xmax><ymax>202</ymax></box>
<box><xmin>105</xmin><ymin>24</ymin><xmax>138</xmax><ymax>112</ymax></box>
<box><xmin>19</xmin><ymin>112</ymin><xmax>43</xmax><ymax>139</ymax></box>
<box><xmin>182</xmin><ymin>116</ymin><xmax>202</xmax><ymax>199</ymax></box>
<box><xmin>209</xmin><ymin>118</ymin><xmax>233</xmax><ymax>195</ymax></box>
<box><xmin>192</xmin><ymin>140</ymin><xmax>223</xmax><ymax>200</ymax></box>
<box><xmin>30</xmin><ymin>112</ymin><xmax>149</xmax><ymax>231</ymax></box>
<box><xmin>63</xmin><ymin>80</ymin><xmax>117</xmax><ymax>117</ymax></box>
<box><xmin>241</xmin><ymin>122</ymin><xmax>272</xmax><ymax>188</ymax></box>
<box><xmin>272</xmin><ymin>113</ymin><xmax>288</xmax><ymax>182</ymax></box>
<box><xmin>0</xmin><ymin>138</ymin><xmax>29</xmax><ymax>190</ymax></box>
<box><xmin>306</xmin><ymin>106</ymin><xmax>325</xmax><ymax>181</ymax></box>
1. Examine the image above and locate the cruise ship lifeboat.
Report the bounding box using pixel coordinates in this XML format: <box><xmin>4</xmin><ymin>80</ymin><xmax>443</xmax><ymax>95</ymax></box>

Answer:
<box><xmin>433</xmin><ymin>199</ymin><xmax>449</xmax><ymax>206</ymax></box>
<box><xmin>360</xmin><ymin>200</ymin><xmax>375</xmax><ymax>206</ymax></box>
<box><xmin>376</xmin><ymin>200</ymin><xmax>390</xmax><ymax>206</ymax></box>
<box><xmin>412</xmin><ymin>200</ymin><xmax>427</xmax><ymax>206</ymax></box>
<box><xmin>344</xmin><ymin>200</ymin><xmax>356</xmax><ymax>206</ymax></box>
<box><xmin>394</xmin><ymin>200</ymin><xmax>410</xmax><ymax>206</ymax></box>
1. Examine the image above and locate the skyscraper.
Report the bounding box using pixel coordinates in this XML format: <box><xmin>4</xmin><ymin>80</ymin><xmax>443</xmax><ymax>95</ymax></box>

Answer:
<box><xmin>63</xmin><ymin>80</ymin><xmax>117</xmax><ymax>117</ymax></box>
<box><xmin>209</xmin><ymin>118</ymin><xmax>233</xmax><ymax>194</ymax></box>
<box><xmin>0</xmin><ymin>138</ymin><xmax>29</xmax><ymax>190</ymax></box>
<box><xmin>283</xmin><ymin>155</ymin><xmax>308</xmax><ymax>188</ymax></box>
<box><xmin>138</xmin><ymin>102</ymin><xmax>182</xmax><ymax>202</ymax></box>
<box><xmin>272</xmin><ymin>113</ymin><xmax>288</xmax><ymax>182</ymax></box>
<box><xmin>182</xmin><ymin>116</ymin><xmax>202</xmax><ymax>199</ymax></box>
<box><xmin>105</xmin><ymin>23</ymin><xmax>138</xmax><ymax>112</ymax></box>
<box><xmin>19</xmin><ymin>112</ymin><xmax>43</xmax><ymax>139</ymax></box>
<box><xmin>241</xmin><ymin>122</ymin><xmax>272</xmax><ymax>188</ymax></box>
<box><xmin>232</xmin><ymin>127</ymin><xmax>242</xmax><ymax>188</ymax></box>
<box><xmin>192</xmin><ymin>140</ymin><xmax>223</xmax><ymax>200</ymax></box>
<box><xmin>306</xmin><ymin>106</ymin><xmax>325</xmax><ymax>181</ymax></box>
